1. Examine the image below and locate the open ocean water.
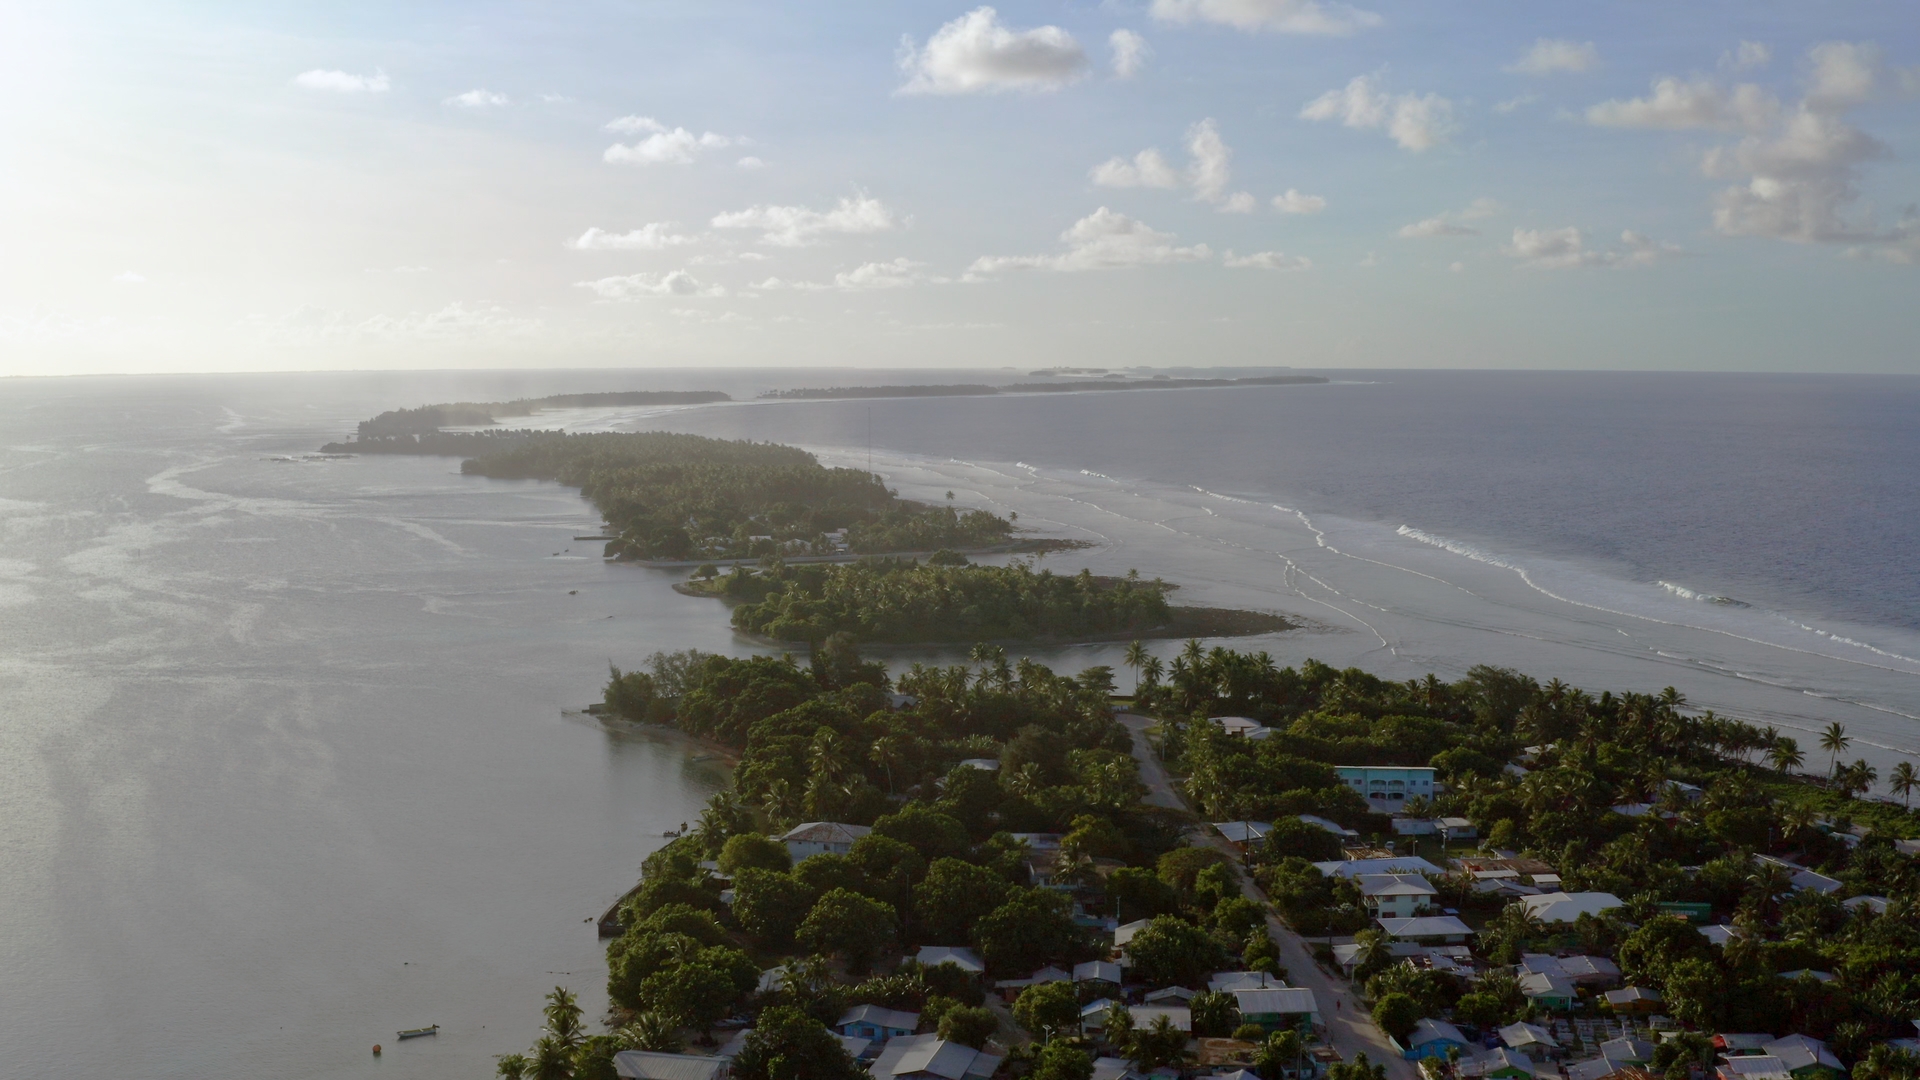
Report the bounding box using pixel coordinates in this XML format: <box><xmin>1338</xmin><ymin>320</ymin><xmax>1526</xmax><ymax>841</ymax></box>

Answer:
<box><xmin>3</xmin><ymin>368</ymin><xmax>1919</xmax><ymax>1078</ymax></box>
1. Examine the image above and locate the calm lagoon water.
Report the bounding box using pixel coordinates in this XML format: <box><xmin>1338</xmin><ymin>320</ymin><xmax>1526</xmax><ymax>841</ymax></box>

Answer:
<box><xmin>3</xmin><ymin>368</ymin><xmax>1919</xmax><ymax>1078</ymax></box>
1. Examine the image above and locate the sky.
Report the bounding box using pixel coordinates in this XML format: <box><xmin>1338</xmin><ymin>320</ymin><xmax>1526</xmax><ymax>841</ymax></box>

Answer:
<box><xmin>2</xmin><ymin>1</ymin><xmax>1918</xmax><ymax>376</ymax></box>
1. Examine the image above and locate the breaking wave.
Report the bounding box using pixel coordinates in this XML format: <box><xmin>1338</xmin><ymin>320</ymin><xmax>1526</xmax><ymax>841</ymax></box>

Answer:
<box><xmin>1658</xmin><ymin>581</ymin><xmax>1749</xmax><ymax>607</ymax></box>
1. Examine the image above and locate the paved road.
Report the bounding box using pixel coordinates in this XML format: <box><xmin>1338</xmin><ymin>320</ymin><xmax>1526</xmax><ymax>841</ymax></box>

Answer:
<box><xmin>1117</xmin><ymin>713</ymin><xmax>1420</xmax><ymax>1080</ymax></box>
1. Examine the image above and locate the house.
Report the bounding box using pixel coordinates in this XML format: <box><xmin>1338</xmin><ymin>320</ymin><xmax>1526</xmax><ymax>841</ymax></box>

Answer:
<box><xmin>1313</xmin><ymin>856</ymin><xmax>1446</xmax><ymax>879</ymax></box>
<box><xmin>1763</xmin><ymin>1035</ymin><xmax>1846</xmax><ymax>1080</ymax></box>
<box><xmin>1754</xmin><ymin>855</ymin><xmax>1844</xmax><ymax>896</ymax></box>
<box><xmin>1895</xmin><ymin>839</ymin><xmax>1920</xmax><ymax>857</ymax></box>
<box><xmin>1074</xmin><ymin>960</ymin><xmax>1123</xmax><ymax>986</ymax></box>
<box><xmin>1439</xmin><ymin>817</ymin><xmax>1478</xmax><ymax>841</ymax></box>
<box><xmin>781</xmin><ymin>821</ymin><xmax>872</xmax><ymax>861</ymax></box>
<box><xmin>1603</xmin><ymin>986</ymin><xmax>1662</xmax><ymax>1014</ymax></box>
<box><xmin>1842</xmin><ymin>895</ymin><xmax>1891</xmax><ymax>915</ymax></box>
<box><xmin>1358</xmin><ymin>874</ymin><xmax>1439</xmax><ymax>920</ymax></box>
<box><xmin>1461</xmin><ymin>1048</ymin><xmax>1537</xmax><ymax>1079</ymax></box>
<box><xmin>1126</xmin><ymin>1005</ymin><xmax>1193</xmax><ymax>1032</ymax></box>
<box><xmin>1700</xmin><ymin>924</ymin><xmax>1745</xmax><ymax>948</ymax></box>
<box><xmin>869</xmin><ymin>1034</ymin><xmax>1003</xmax><ymax>1080</ymax></box>
<box><xmin>1210</xmin><ymin>716</ymin><xmax>1269</xmax><ymax>737</ymax></box>
<box><xmin>1518</xmin><ymin>972</ymin><xmax>1579</xmax><ymax>1012</ymax></box>
<box><xmin>1597</xmin><ymin>1038</ymin><xmax>1654</xmax><ymax>1066</ymax></box>
<box><xmin>995</xmin><ymin>965</ymin><xmax>1072</xmax><ymax>999</ymax></box>
<box><xmin>1403</xmin><ymin>1018</ymin><xmax>1471</xmax><ymax>1060</ymax></box>
<box><xmin>1231</xmin><ymin>987</ymin><xmax>1322</xmax><ymax>1031</ymax></box>
<box><xmin>613</xmin><ymin>1050</ymin><xmax>731</xmax><ymax>1080</ymax></box>
<box><xmin>838</xmin><ymin>1005</ymin><xmax>921</xmax><ymax>1042</ymax></box>
<box><xmin>1521</xmin><ymin>892</ymin><xmax>1624</xmax><ymax>924</ymax></box>
<box><xmin>1569</xmin><ymin>1060</ymin><xmax>1654</xmax><ymax>1080</ymax></box>
<box><xmin>1376</xmin><ymin>915</ymin><xmax>1474</xmax><ymax>944</ymax></box>
<box><xmin>840</xmin><ymin>1035</ymin><xmax>879</xmax><ymax>1061</ymax></box>
<box><xmin>1091</xmin><ymin>1058</ymin><xmax>1148</xmax><ymax>1080</ymax></box>
<box><xmin>1530</xmin><ymin>874</ymin><xmax>1563</xmax><ymax>890</ymax></box>
<box><xmin>1299</xmin><ymin>814</ymin><xmax>1362</xmax><ymax>839</ymax></box>
<box><xmin>1214</xmin><ymin>821</ymin><xmax>1274</xmax><ymax>846</ymax></box>
<box><xmin>1081</xmin><ymin>999</ymin><xmax>1122</xmax><ymax>1031</ymax></box>
<box><xmin>1718</xmin><ymin>1056</ymin><xmax>1795</xmax><ymax>1080</ymax></box>
<box><xmin>1715</xmin><ymin>1036</ymin><xmax>1776</xmax><ymax>1057</ymax></box>
<box><xmin>1144</xmin><ymin>986</ymin><xmax>1198</xmax><ymax>1005</ymax></box>
<box><xmin>1520</xmin><ymin>954</ymin><xmax>1620</xmax><ymax>989</ymax></box>
<box><xmin>1393</xmin><ymin>818</ymin><xmax>1439</xmax><ymax>836</ymax></box>
<box><xmin>1025</xmin><ymin>848</ymin><xmax>1074</xmax><ymax>890</ymax></box>
<box><xmin>915</xmin><ymin>946</ymin><xmax>985</xmax><ymax>974</ymax></box>
<box><xmin>956</xmin><ymin>758</ymin><xmax>1000</xmax><ymax>772</ymax></box>
<box><xmin>1500</xmin><ymin>1022</ymin><xmax>1560</xmax><ymax>1061</ymax></box>
<box><xmin>1113</xmin><ymin>918</ymin><xmax>1154</xmax><ymax>949</ymax></box>
<box><xmin>1336</xmin><ymin>766</ymin><xmax>1437</xmax><ymax>806</ymax></box>
<box><xmin>1211</xmin><ymin>970</ymin><xmax>1288</xmax><ymax>992</ymax></box>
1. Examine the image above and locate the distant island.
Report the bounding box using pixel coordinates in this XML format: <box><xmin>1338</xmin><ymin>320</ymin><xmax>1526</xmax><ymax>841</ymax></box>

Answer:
<box><xmin>355</xmin><ymin>390</ymin><xmax>730</xmax><ymax>437</ymax></box>
<box><xmin>761</xmin><ymin>374</ymin><xmax>1329</xmax><ymax>401</ymax></box>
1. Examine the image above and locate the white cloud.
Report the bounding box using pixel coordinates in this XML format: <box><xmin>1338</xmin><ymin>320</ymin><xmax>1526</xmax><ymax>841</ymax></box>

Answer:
<box><xmin>1223</xmin><ymin>250</ymin><xmax>1311</xmax><ymax>270</ymax></box>
<box><xmin>1494</xmin><ymin>93</ymin><xmax>1541</xmax><ymax>114</ymax></box>
<box><xmin>710</xmin><ymin>195</ymin><xmax>899</xmax><ymax>246</ymax></box>
<box><xmin>539</xmin><ymin>93</ymin><xmax>575</xmax><ymax>104</ymax></box>
<box><xmin>1721</xmin><ymin>41</ymin><xmax>1772</xmax><ymax>73</ymax></box>
<box><xmin>575</xmin><ymin>270</ymin><xmax>726</xmax><ymax>300</ymax></box>
<box><xmin>736</xmin><ymin>156</ymin><xmax>766</xmax><ymax>169</ymax></box>
<box><xmin>293</xmin><ymin>69</ymin><xmax>389</xmax><ymax>94</ymax></box>
<box><xmin>568</xmin><ymin>224</ymin><xmax>699</xmax><ymax>251</ymax></box>
<box><xmin>112</xmin><ymin>271</ymin><xmax>146</xmax><ymax>284</ymax></box>
<box><xmin>1149</xmin><ymin>0</ymin><xmax>1381</xmax><ymax>36</ymax></box>
<box><xmin>1506</xmin><ymin>39</ymin><xmax>1599</xmax><ymax>76</ymax></box>
<box><xmin>836</xmin><ymin>258</ymin><xmax>932</xmax><ymax>289</ymax></box>
<box><xmin>1448</xmin><ymin>261</ymin><xmax>1466</xmax><ymax>273</ymax></box>
<box><xmin>1301</xmin><ymin>75</ymin><xmax>1455</xmax><ymax>151</ymax></box>
<box><xmin>1585</xmin><ymin>77</ymin><xmax>1779</xmax><ymax>132</ymax></box>
<box><xmin>1399</xmin><ymin>217</ymin><xmax>1477</xmax><ymax>238</ymax></box>
<box><xmin>968</xmin><ymin>207</ymin><xmax>1210</xmax><ymax>273</ymax></box>
<box><xmin>1593</xmin><ymin>44</ymin><xmax>1908</xmax><ymax>247</ymax></box>
<box><xmin>1271</xmin><ymin>189</ymin><xmax>1328</xmax><ymax>214</ymax></box>
<box><xmin>1186</xmin><ymin>119</ymin><xmax>1233</xmax><ymax>201</ymax></box>
<box><xmin>1398</xmin><ymin>197</ymin><xmax>1505</xmax><ymax>239</ymax></box>
<box><xmin>1110</xmin><ymin>30</ymin><xmax>1150</xmax><ymax>78</ymax></box>
<box><xmin>898</xmin><ymin>7</ymin><xmax>1087</xmax><ymax>95</ymax></box>
<box><xmin>604</xmin><ymin>124</ymin><xmax>739</xmax><ymax>165</ymax></box>
<box><xmin>1503</xmin><ymin>227</ymin><xmax>1682</xmax><ymax>269</ymax></box>
<box><xmin>445</xmin><ymin>89</ymin><xmax>508</xmax><ymax>108</ymax></box>
<box><xmin>1091</xmin><ymin>149</ymin><xmax>1182</xmax><ymax>188</ymax></box>
<box><xmin>1092</xmin><ymin>119</ymin><xmax>1250</xmax><ymax>210</ymax></box>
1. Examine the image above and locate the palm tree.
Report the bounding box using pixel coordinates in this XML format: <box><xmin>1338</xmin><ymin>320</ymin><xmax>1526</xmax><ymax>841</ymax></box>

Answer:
<box><xmin>1124</xmin><ymin>640</ymin><xmax>1148</xmax><ymax>697</ymax></box>
<box><xmin>1140</xmin><ymin>655</ymin><xmax>1164</xmax><ymax>689</ymax></box>
<box><xmin>617</xmin><ymin>1012</ymin><xmax>685</xmax><ymax>1053</ymax></box>
<box><xmin>1819</xmin><ymin>722</ymin><xmax>1850</xmax><ymax>780</ymax></box>
<box><xmin>542</xmin><ymin>986</ymin><xmax>584</xmax><ymax>1051</ymax></box>
<box><xmin>1891</xmin><ymin>761</ymin><xmax>1918</xmax><ymax>808</ymax></box>
<box><xmin>529</xmin><ymin>1035</ymin><xmax>572</xmax><ymax>1080</ymax></box>
<box><xmin>496</xmin><ymin>1054</ymin><xmax>531</xmax><ymax>1079</ymax></box>
<box><xmin>1841</xmin><ymin>758</ymin><xmax>1878</xmax><ymax>798</ymax></box>
<box><xmin>1768</xmin><ymin>738</ymin><xmax>1806</xmax><ymax>775</ymax></box>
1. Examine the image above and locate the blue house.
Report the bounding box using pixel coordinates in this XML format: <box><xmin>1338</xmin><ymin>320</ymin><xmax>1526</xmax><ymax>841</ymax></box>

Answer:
<box><xmin>1403</xmin><ymin>1018</ymin><xmax>1471</xmax><ymax>1061</ymax></box>
<box><xmin>1336</xmin><ymin>766</ymin><xmax>1437</xmax><ymax>806</ymax></box>
<box><xmin>837</xmin><ymin>1004</ymin><xmax>919</xmax><ymax>1042</ymax></box>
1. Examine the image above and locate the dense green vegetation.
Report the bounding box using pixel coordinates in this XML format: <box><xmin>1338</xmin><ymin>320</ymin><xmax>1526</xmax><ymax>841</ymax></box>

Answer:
<box><xmin>453</xmin><ymin>431</ymin><xmax>1014</xmax><ymax>560</ymax></box>
<box><xmin>1145</xmin><ymin>644</ymin><xmax>1920</xmax><ymax>1054</ymax></box>
<box><xmin>717</xmin><ymin>559</ymin><xmax>1173</xmax><ymax>644</ymax></box>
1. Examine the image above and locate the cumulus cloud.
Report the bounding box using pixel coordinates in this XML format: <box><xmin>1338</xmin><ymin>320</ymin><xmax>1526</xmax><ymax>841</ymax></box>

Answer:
<box><xmin>835</xmin><ymin>258</ymin><xmax>931</xmax><ymax>289</ymax></box>
<box><xmin>293</xmin><ymin>69</ymin><xmax>389</xmax><ymax>94</ymax></box>
<box><xmin>603</xmin><ymin>117</ymin><xmax>741</xmax><ymax>165</ymax></box>
<box><xmin>1149</xmin><ymin>0</ymin><xmax>1381</xmax><ymax>36</ymax></box>
<box><xmin>1493</xmin><ymin>93</ymin><xmax>1541</xmax><ymax>114</ymax></box>
<box><xmin>1091</xmin><ymin>119</ymin><xmax>1253</xmax><ymax>210</ymax></box>
<box><xmin>1721</xmin><ymin>41</ymin><xmax>1772</xmax><ymax>73</ymax></box>
<box><xmin>1506</xmin><ymin>39</ymin><xmax>1599</xmax><ymax>75</ymax></box>
<box><xmin>1223</xmin><ymin>250</ymin><xmax>1312</xmax><ymax>270</ymax></box>
<box><xmin>1586</xmin><ymin>77</ymin><xmax>1779</xmax><ymax>131</ymax></box>
<box><xmin>1090</xmin><ymin>149</ymin><xmax>1182</xmax><ymax>188</ymax></box>
<box><xmin>1271</xmin><ymin>189</ymin><xmax>1328</xmax><ymax>214</ymax></box>
<box><xmin>1503</xmin><ymin>227</ymin><xmax>1682</xmax><ymax>269</ymax></box>
<box><xmin>898</xmin><ymin>7</ymin><xmax>1088</xmax><ymax>94</ymax></box>
<box><xmin>445</xmin><ymin>89</ymin><xmax>508</xmax><ymax>108</ymax></box>
<box><xmin>1591</xmin><ymin>42</ymin><xmax>1913</xmax><ymax>248</ymax></box>
<box><xmin>568</xmin><ymin>224</ymin><xmax>699</xmax><ymax>251</ymax></box>
<box><xmin>1111</xmin><ymin>30</ymin><xmax>1150</xmax><ymax>77</ymax></box>
<box><xmin>968</xmin><ymin>208</ymin><xmax>1210</xmax><ymax>274</ymax></box>
<box><xmin>1301</xmin><ymin>75</ymin><xmax>1456</xmax><ymax>151</ymax></box>
<box><xmin>575</xmin><ymin>270</ymin><xmax>726</xmax><ymax>300</ymax></box>
<box><xmin>710</xmin><ymin>195</ymin><xmax>899</xmax><ymax>246</ymax></box>
<box><xmin>1398</xmin><ymin>197</ymin><xmax>1499</xmax><ymax>237</ymax></box>
<box><xmin>736</xmin><ymin>156</ymin><xmax>766</xmax><ymax>169</ymax></box>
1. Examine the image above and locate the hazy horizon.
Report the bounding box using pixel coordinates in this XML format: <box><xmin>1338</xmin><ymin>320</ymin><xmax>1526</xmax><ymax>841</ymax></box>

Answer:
<box><xmin>4</xmin><ymin>2</ymin><xmax>1917</xmax><ymax>377</ymax></box>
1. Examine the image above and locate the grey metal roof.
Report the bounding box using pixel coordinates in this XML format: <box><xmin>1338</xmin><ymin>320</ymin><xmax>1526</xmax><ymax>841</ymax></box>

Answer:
<box><xmin>613</xmin><ymin>1050</ymin><xmax>729</xmax><ymax>1080</ymax></box>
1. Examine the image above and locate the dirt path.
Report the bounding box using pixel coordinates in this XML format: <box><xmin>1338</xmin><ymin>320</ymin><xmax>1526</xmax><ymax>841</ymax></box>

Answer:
<box><xmin>1116</xmin><ymin>712</ymin><xmax>1420</xmax><ymax>1080</ymax></box>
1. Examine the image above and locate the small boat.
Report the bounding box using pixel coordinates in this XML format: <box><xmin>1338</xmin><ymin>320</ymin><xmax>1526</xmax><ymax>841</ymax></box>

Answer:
<box><xmin>397</xmin><ymin>1025</ymin><xmax>440</xmax><ymax>1040</ymax></box>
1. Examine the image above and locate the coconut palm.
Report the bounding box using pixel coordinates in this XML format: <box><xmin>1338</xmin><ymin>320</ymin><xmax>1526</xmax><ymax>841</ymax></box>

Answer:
<box><xmin>542</xmin><ymin>987</ymin><xmax>584</xmax><ymax>1051</ymax></box>
<box><xmin>1768</xmin><ymin>737</ymin><xmax>1806</xmax><ymax>775</ymax></box>
<box><xmin>1891</xmin><ymin>761</ymin><xmax>1919</xmax><ymax>808</ymax></box>
<box><xmin>1140</xmin><ymin>655</ymin><xmax>1164</xmax><ymax>689</ymax></box>
<box><xmin>1819</xmin><ymin>722</ymin><xmax>1851</xmax><ymax>780</ymax></box>
<box><xmin>496</xmin><ymin>1054</ymin><xmax>531</xmax><ymax>1079</ymax></box>
<box><xmin>617</xmin><ymin>1012</ymin><xmax>684</xmax><ymax>1053</ymax></box>
<box><xmin>1124</xmin><ymin>640</ymin><xmax>1149</xmax><ymax>696</ymax></box>
<box><xmin>1841</xmin><ymin>758</ymin><xmax>1878</xmax><ymax>798</ymax></box>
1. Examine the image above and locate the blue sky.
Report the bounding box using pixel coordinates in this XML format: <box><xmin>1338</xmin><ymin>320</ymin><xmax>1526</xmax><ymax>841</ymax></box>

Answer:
<box><xmin>3</xmin><ymin>1</ymin><xmax>1917</xmax><ymax>375</ymax></box>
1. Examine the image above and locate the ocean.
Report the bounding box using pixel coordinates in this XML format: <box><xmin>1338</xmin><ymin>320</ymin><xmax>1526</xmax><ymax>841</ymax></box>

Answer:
<box><xmin>2</xmin><ymin>368</ymin><xmax>1917</xmax><ymax>1078</ymax></box>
